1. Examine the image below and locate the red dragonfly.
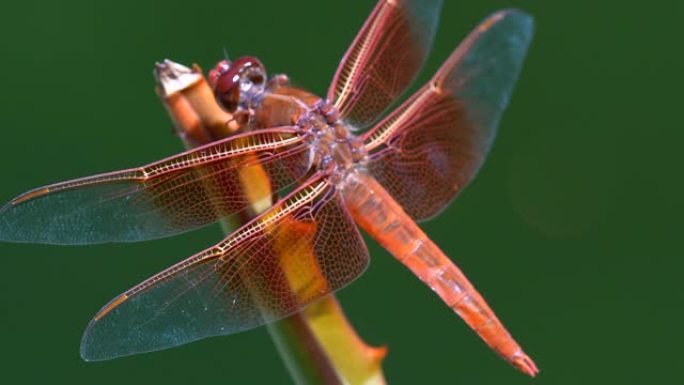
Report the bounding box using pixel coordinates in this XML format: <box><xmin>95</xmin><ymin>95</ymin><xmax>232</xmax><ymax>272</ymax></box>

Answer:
<box><xmin>0</xmin><ymin>0</ymin><xmax>537</xmax><ymax>376</ymax></box>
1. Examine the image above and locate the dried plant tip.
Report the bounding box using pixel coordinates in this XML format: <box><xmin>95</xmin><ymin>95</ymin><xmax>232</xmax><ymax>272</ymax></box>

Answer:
<box><xmin>155</xmin><ymin>59</ymin><xmax>202</xmax><ymax>96</ymax></box>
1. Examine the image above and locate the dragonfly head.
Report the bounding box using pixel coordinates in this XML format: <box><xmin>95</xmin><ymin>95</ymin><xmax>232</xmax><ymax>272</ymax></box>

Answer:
<box><xmin>209</xmin><ymin>56</ymin><xmax>267</xmax><ymax>112</ymax></box>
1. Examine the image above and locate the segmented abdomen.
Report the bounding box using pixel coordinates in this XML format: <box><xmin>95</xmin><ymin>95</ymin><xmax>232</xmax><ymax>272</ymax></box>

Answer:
<box><xmin>342</xmin><ymin>170</ymin><xmax>532</xmax><ymax>368</ymax></box>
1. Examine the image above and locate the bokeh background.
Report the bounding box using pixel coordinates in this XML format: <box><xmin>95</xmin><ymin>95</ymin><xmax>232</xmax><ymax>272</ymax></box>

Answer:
<box><xmin>0</xmin><ymin>0</ymin><xmax>681</xmax><ymax>384</ymax></box>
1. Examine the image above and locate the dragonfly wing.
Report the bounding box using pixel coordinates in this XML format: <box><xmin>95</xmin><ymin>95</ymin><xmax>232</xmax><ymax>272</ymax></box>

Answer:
<box><xmin>80</xmin><ymin>175</ymin><xmax>369</xmax><ymax>360</ymax></box>
<box><xmin>328</xmin><ymin>0</ymin><xmax>442</xmax><ymax>129</ymax></box>
<box><xmin>363</xmin><ymin>10</ymin><xmax>534</xmax><ymax>220</ymax></box>
<box><xmin>0</xmin><ymin>128</ymin><xmax>312</xmax><ymax>245</ymax></box>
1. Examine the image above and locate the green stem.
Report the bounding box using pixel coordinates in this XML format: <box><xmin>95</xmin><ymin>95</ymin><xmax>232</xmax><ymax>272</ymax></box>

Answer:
<box><xmin>268</xmin><ymin>317</ymin><xmax>342</xmax><ymax>385</ymax></box>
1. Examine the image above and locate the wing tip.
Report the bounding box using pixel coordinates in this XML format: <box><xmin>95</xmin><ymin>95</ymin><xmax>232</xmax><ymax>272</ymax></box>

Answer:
<box><xmin>0</xmin><ymin>188</ymin><xmax>52</xmax><ymax>242</ymax></box>
<box><xmin>80</xmin><ymin>294</ymin><xmax>130</xmax><ymax>362</ymax></box>
<box><xmin>79</xmin><ymin>334</ymin><xmax>108</xmax><ymax>362</ymax></box>
<box><xmin>79</xmin><ymin>322</ymin><xmax>97</xmax><ymax>361</ymax></box>
<box><xmin>490</xmin><ymin>9</ymin><xmax>535</xmax><ymax>45</ymax></box>
<box><xmin>0</xmin><ymin>200</ymin><xmax>23</xmax><ymax>243</ymax></box>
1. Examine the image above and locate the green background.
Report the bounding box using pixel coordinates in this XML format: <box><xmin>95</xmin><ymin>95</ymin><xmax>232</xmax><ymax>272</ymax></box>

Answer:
<box><xmin>0</xmin><ymin>0</ymin><xmax>680</xmax><ymax>384</ymax></box>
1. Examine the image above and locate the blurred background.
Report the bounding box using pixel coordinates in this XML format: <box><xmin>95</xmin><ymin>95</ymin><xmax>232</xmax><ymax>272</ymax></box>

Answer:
<box><xmin>0</xmin><ymin>0</ymin><xmax>681</xmax><ymax>384</ymax></box>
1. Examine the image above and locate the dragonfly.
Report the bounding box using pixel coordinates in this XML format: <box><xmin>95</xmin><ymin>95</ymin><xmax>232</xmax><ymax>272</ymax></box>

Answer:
<box><xmin>0</xmin><ymin>0</ymin><xmax>537</xmax><ymax>376</ymax></box>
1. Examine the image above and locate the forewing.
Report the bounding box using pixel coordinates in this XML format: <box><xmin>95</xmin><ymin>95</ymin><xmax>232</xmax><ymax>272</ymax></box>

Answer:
<box><xmin>328</xmin><ymin>0</ymin><xmax>442</xmax><ymax>129</ymax></box>
<box><xmin>363</xmin><ymin>10</ymin><xmax>534</xmax><ymax>220</ymax></box>
<box><xmin>80</xmin><ymin>176</ymin><xmax>369</xmax><ymax>360</ymax></box>
<box><xmin>0</xmin><ymin>128</ymin><xmax>312</xmax><ymax>244</ymax></box>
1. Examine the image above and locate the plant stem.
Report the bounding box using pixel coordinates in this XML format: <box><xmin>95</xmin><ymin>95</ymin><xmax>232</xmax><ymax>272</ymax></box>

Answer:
<box><xmin>155</xmin><ymin>60</ymin><xmax>387</xmax><ymax>385</ymax></box>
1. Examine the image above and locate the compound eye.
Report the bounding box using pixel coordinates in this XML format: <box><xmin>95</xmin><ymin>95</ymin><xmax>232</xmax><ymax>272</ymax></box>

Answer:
<box><xmin>214</xmin><ymin>71</ymin><xmax>241</xmax><ymax>112</ymax></box>
<box><xmin>212</xmin><ymin>56</ymin><xmax>267</xmax><ymax>112</ymax></box>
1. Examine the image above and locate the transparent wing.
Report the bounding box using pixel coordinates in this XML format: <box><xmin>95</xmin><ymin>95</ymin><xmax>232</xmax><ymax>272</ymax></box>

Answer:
<box><xmin>363</xmin><ymin>10</ymin><xmax>534</xmax><ymax>220</ymax></box>
<box><xmin>80</xmin><ymin>175</ymin><xmax>369</xmax><ymax>360</ymax></box>
<box><xmin>328</xmin><ymin>0</ymin><xmax>442</xmax><ymax>129</ymax></box>
<box><xmin>0</xmin><ymin>128</ymin><xmax>313</xmax><ymax>245</ymax></box>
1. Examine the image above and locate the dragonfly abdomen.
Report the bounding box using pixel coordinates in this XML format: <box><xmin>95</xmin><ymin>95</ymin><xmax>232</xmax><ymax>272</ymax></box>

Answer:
<box><xmin>342</xmin><ymin>170</ymin><xmax>538</xmax><ymax>376</ymax></box>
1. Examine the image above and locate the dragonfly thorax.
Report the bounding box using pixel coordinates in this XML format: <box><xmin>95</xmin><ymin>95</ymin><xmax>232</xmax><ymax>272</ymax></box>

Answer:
<box><xmin>299</xmin><ymin>104</ymin><xmax>366</xmax><ymax>184</ymax></box>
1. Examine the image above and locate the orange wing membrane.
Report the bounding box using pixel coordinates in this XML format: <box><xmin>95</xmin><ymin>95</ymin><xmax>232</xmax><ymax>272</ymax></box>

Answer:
<box><xmin>328</xmin><ymin>0</ymin><xmax>442</xmax><ymax>129</ymax></box>
<box><xmin>0</xmin><ymin>128</ymin><xmax>311</xmax><ymax>244</ymax></box>
<box><xmin>364</xmin><ymin>9</ymin><xmax>534</xmax><ymax>221</ymax></box>
<box><xmin>80</xmin><ymin>175</ymin><xmax>369</xmax><ymax>360</ymax></box>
